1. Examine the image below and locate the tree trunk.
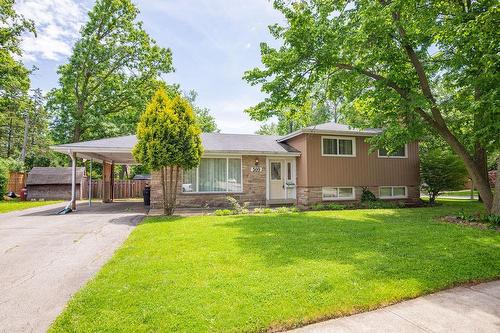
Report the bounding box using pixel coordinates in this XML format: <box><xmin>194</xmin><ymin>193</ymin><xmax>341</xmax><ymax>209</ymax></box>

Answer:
<box><xmin>171</xmin><ymin>166</ymin><xmax>180</xmax><ymax>215</ymax></box>
<box><xmin>7</xmin><ymin>117</ymin><xmax>13</xmax><ymax>157</ymax></box>
<box><xmin>160</xmin><ymin>166</ymin><xmax>167</xmax><ymax>215</ymax></box>
<box><xmin>73</xmin><ymin>101</ymin><xmax>85</xmax><ymax>142</ymax></box>
<box><xmin>473</xmin><ymin>143</ymin><xmax>488</xmax><ymax>203</ymax></box>
<box><xmin>430</xmin><ymin>124</ymin><xmax>493</xmax><ymax>213</ymax></box>
<box><xmin>429</xmin><ymin>193</ymin><xmax>436</xmax><ymax>205</ymax></box>
<box><xmin>491</xmin><ymin>156</ymin><xmax>500</xmax><ymax>216</ymax></box>
<box><xmin>21</xmin><ymin>110</ymin><xmax>29</xmax><ymax>163</ymax></box>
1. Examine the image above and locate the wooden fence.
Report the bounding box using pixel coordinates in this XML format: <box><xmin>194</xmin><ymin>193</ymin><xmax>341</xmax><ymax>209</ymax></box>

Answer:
<box><xmin>81</xmin><ymin>180</ymin><xmax>148</xmax><ymax>199</ymax></box>
<box><xmin>8</xmin><ymin>172</ymin><xmax>27</xmax><ymax>194</ymax></box>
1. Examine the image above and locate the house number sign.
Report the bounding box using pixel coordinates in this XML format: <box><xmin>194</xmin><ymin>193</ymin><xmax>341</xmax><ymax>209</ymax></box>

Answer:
<box><xmin>251</xmin><ymin>166</ymin><xmax>263</xmax><ymax>172</ymax></box>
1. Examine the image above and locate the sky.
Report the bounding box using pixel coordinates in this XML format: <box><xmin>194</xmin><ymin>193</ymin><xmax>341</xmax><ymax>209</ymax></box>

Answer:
<box><xmin>15</xmin><ymin>0</ymin><xmax>285</xmax><ymax>134</ymax></box>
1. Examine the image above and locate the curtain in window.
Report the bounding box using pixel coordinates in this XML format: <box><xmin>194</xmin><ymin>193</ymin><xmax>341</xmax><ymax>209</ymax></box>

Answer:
<box><xmin>227</xmin><ymin>158</ymin><xmax>242</xmax><ymax>192</ymax></box>
<box><xmin>323</xmin><ymin>138</ymin><xmax>337</xmax><ymax>155</ymax></box>
<box><xmin>182</xmin><ymin>168</ymin><xmax>197</xmax><ymax>192</ymax></box>
<box><xmin>338</xmin><ymin>139</ymin><xmax>353</xmax><ymax>155</ymax></box>
<box><xmin>199</xmin><ymin>158</ymin><xmax>227</xmax><ymax>192</ymax></box>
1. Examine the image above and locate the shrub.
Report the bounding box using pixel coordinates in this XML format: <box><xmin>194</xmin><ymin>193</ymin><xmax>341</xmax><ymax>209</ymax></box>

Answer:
<box><xmin>275</xmin><ymin>206</ymin><xmax>292</xmax><ymax>214</ymax></box>
<box><xmin>226</xmin><ymin>196</ymin><xmax>249</xmax><ymax>214</ymax></box>
<box><xmin>253</xmin><ymin>207</ymin><xmax>264</xmax><ymax>214</ymax></box>
<box><xmin>420</xmin><ymin>149</ymin><xmax>468</xmax><ymax>204</ymax></box>
<box><xmin>361</xmin><ymin>187</ymin><xmax>377</xmax><ymax>202</ymax></box>
<box><xmin>360</xmin><ymin>201</ymin><xmax>398</xmax><ymax>209</ymax></box>
<box><xmin>263</xmin><ymin>208</ymin><xmax>273</xmax><ymax>214</ymax></box>
<box><xmin>241</xmin><ymin>208</ymin><xmax>250</xmax><ymax>215</ymax></box>
<box><xmin>0</xmin><ymin>159</ymin><xmax>10</xmax><ymax>200</ymax></box>
<box><xmin>312</xmin><ymin>203</ymin><xmax>326</xmax><ymax>211</ymax></box>
<box><xmin>214</xmin><ymin>209</ymin><xmax>233</xmax><ymax>216</ymax></box>
<box><xmin>483</xmin><ymin>214</ymin><xmax>500</xmax><ymax>227</ymax></box>
<box><xmin>327</xmin><ymin>203</ymin><xmax>345</xmax><ymax>210</ymax></box>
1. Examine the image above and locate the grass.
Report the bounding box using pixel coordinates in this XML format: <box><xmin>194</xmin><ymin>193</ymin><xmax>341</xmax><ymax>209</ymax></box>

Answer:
<box><xmin>441</xmin><ymin>190</ymin><xmax>478</xmax><ymax>197</ymax></box>
<box><xmin>50</xmin><ymin>200</ymin><xmax>500</xmax><ymax>332</ymax></box>
<box><xmin>0</xmin><ymin>199</ymin><xmax>62</xmax><ymax>214</ymax></box>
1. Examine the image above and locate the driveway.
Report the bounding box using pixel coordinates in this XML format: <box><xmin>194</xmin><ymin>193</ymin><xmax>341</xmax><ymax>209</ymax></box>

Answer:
<box><xmin>291</xmin><ymin>280</ymin><xmax>500</xmax><ymax>333</ymax></box>
<box><xmin>0</xmin><ymin>201</ymin><xmax>146</xmax><ymax>333</ymax></box>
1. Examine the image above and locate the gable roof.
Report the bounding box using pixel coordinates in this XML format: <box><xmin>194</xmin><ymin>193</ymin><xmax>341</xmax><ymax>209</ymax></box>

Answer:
<box><xmin>277</xmin><ymin>122</ymin><xmax>382</xmax><ymax>142</ymax></box>
<box><xmin>51</xmin><ymin>133</ymin><xmax>300</xmax><ymax>160</ymax></box>
<box><xmin>27</xmin><ymin>167</ymin><xmax>86</xmax><ymax>185</ymax></box>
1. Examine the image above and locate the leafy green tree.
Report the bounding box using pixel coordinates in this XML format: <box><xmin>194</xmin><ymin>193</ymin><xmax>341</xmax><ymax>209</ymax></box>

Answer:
<box><xmin>133</xmin><ymin>87</ymin><xmax>203</xmax><ymax>215</ymax></box>
<box><xmin>184</xmin><ymin>90</ymin><xmax>219</xmax><ymax>133</ymax></box>
<box><xmin>256</xmin><ymin>122</ymin><xmax>279</xmax><ymax>135</ymax></box>
<box><xmin>421</xmin><ymin>150</ymin><xmax>468</xmax><ymax>204</ymax></box>
<box><xmin>245</xmin><ymin>0</ymin><xmax>499</xmax><ymax>214</ymax></box>
<box><xmin>47</xmin><ymin>0</ymin><xmax>173</xmax><ymax>143</ymax></box>
<box><xmin>0</xmin><ymin>0</ymin><xmax>35</xmax><ymax>159</ymax></box>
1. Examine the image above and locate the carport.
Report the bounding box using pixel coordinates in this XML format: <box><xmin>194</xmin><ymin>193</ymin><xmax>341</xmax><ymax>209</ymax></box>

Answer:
<box><xmin>51</xmin><ymin>135</ymin><xmax>138</xmax><ymax>210</ymax></box>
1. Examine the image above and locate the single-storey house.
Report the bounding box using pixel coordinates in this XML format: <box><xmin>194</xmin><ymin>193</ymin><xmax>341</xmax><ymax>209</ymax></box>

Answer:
<box><xmin>26</xmin><ymin>167</ymin><xmax>86</xmax><ymax>201</ymax></box>
<box><xmin>51</xmin><ymin>122</ymin><xmax>420</xmax><ymax>208</ymax></box>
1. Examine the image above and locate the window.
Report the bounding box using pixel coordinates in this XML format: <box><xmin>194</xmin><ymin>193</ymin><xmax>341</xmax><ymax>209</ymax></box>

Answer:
<box><xmin>378</xmin><ymin>146</ymin><xmax>407</xmax><ymax>158</ymax></box>
<box><xmin>182</xmin><ymin>157</ymin><xmax>242</xmax><ymax>193</ymax></box>
<box><xmin>287</xmin><ymin>162</ymin><xmax>292</xmax><ymax>181</ymax></box>
<box><xmin>322</xmin><ymin>136</ymin><xmax>356</xmax><ymax>156</ymax></box>
<box><xmin>271</xmin><ymin>162</ymin><xmax>281</xmax><ymax>180</ymax></box>
<box><xmin>379</xmin><ymin>186</ymin><xmax>407</xmax><ymax>199</ymax></box>
<box><xmin>322</xmin><ymin>187</ymin><xmax>355</xmax><ymax>200</ymax></box>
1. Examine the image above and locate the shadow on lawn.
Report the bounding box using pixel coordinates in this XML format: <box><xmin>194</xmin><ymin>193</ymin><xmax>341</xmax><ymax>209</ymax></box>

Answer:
<box><xmin>219</xmin><ymin>210</ymin><xmax>499</xmax><ymax>290</ymax></box>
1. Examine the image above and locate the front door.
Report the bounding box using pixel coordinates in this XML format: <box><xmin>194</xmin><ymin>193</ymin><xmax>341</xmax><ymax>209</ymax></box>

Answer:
<box><xmin>268</xmin><ymin>159</ymin><xmax>296</xmax><ymax>201</ymax></box>
<box><xmin>269</xmin><ymin>160</ymin><xmax>285</xmax><ymax>199</ymax></box>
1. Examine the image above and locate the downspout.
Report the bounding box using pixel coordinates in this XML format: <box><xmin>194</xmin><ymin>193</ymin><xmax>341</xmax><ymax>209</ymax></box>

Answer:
<box><xmin>58</xmin><ymin>151</ymin><xmax>77</xmax><ymax>214</ymax></box>
<box><xmin>71</xmin><ymin>151</ymin><xmax>77</xmax><ymax>210</ymax></box>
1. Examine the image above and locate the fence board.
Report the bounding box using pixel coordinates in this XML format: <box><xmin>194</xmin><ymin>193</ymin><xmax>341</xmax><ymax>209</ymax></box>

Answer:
<box><xmin>81</xmin><ymin>179</ymin><xmax>148</xmax><ymax>199</ymax></box>
<box><xmin>8</xmin><ymin>172</ymin><xmax>27</xmax><ymax>194</ymax></box>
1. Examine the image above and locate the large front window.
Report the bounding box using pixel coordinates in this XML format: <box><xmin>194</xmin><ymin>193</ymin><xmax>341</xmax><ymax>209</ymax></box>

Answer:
<box><xmin>182</xmin><ymin>158</ymin><xmax>242</xmax><ymax>193</ymax></box>
<box><xmin>322</xmin><ymin>136</ymin><xmax>356</xmax><ymax>156</ymax></box>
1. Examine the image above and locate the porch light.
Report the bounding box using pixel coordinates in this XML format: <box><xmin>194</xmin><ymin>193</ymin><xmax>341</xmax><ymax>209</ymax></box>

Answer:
<box><xmin>255</xmin><ymin>158</ymin><xmax>259</xmax><ymax>166</ymax></box>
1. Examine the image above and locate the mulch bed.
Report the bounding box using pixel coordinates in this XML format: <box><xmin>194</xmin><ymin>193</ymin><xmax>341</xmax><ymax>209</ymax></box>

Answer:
<box><xmin>441</xmin><ymin>216</ymin><xmax>500</xmax><ymax>231</ymax></box>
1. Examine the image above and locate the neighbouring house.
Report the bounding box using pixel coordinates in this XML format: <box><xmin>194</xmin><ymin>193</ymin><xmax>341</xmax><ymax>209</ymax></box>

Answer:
<box><xmin>26</xmin><ymin>167</ymin><xmax>86</xmax><ymax>201</ymax></box>
<box><xmin>51</xmin><ymin>122</ymin><xmax>420</xmax><ymax>208</ymax></box>
<box><xmin>132</xmin><ymin>174</ymin><xmax>151</xmax><ymax>181</ymax></box>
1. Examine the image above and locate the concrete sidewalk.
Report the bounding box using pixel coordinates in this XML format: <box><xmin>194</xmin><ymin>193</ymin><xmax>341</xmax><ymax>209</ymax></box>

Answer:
<box><xmin>290</xmin><ymin>280</ymin><xmax>500</xmax><ymax>333</ymax></box>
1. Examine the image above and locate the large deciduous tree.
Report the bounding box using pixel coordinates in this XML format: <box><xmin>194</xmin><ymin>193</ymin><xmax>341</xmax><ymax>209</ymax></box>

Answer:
<box><xmin>47</xmin><ymin>0</ymin><xmax>173</xmax><ymax>143</ymax></box>
<box><xmin>245</xmin><ymin>0</ymin><xmax>499</xmax><ymax>214</ymax></box>
<box><xmin>133</xmin><ymin>87</ymin><xmax>203</xmax><ymax>215</ymax></box>
<box><xmin>0</xmin><ymin>0</ymin><xmax>35</xmax><ymax>159</ymax></box>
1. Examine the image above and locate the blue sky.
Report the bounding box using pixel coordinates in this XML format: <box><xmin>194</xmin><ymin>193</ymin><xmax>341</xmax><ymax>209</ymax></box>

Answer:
<box><xmin>16</xmin><ymin>0</ymin><xmax>285</xmax><ymax>133</ymax></box>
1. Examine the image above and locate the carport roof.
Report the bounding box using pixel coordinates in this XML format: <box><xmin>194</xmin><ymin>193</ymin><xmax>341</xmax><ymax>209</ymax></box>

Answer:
<box><xmin>51</xmin><ymin>133</ymin><xmax>300</xmax><ymax>164</ymax></box>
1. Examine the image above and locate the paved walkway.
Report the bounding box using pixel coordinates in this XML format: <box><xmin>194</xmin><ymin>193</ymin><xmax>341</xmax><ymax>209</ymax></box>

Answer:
<box><xmin>291</xmin><ymin>280</ymin><xmax>500</xmax><ymax>333</ymax></box>
<box><xmin>0</xmin><ymin>201</ymin><xmax>146</xmax><ymax>333</ymax></box>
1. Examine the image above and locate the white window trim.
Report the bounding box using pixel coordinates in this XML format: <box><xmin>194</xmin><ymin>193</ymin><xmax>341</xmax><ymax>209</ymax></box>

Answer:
<box><xmin>321</xmin><ymin>136</ymin><xmax>356</xmax><ymax>157</ymax></box>
<box><xmin>379</xmin><ymin>186</ymin><xmax>408</xmax><ymax>199</ymax></box>
<box><xmin>182</xmin><ymin>156</ymin><xmax>243</xmax><ymax>194</ymax></box>
<box><xmin>377</xmin><ymin>145</ymin><xmax>408</xmax><ymax>159</ymax></box>
<box><xmin>322</xmin><ymin>187</ymin><xmax>356</xmax><ymax>201</ymax></box>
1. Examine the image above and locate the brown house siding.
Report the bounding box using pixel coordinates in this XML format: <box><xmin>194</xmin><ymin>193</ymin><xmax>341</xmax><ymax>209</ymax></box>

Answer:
<box><xmin>287</xmin><ymin>133</ymin><xmax>420</xmax><ymax>205</ymax></box>
<box><xmin>150</xmin><ymin>155</ymin><xmax>267</xmax><ymax>209</ymax></box>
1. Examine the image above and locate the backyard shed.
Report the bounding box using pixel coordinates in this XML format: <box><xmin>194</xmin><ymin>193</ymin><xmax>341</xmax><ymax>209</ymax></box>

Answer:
<box><xmin>26</xmin><ymin>167</ymin><xmax>86</xmax><ymax>201</ymax></box>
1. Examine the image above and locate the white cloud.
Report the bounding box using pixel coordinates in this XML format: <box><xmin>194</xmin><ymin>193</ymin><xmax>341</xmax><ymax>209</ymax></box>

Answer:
<box><xmin>15</xmin><ymin>0</ymin><xmax>88</xmax><ymax>62</ymax></box>
<box><xmin>245</xmin><ymin>43</ymin><xmax>251</xmax><ymax>49</ymax></box>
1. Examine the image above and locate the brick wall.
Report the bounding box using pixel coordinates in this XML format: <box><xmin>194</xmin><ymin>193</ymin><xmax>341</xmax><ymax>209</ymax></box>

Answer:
<box><xmin>151</xmin><ymin>155</ymin><xmax>267</xmax><ymax>209</ymax></box>
<box><xmin>297</xmin><ymin>185</ymin><xmax>420</xmax><ymax>206</ymax></box>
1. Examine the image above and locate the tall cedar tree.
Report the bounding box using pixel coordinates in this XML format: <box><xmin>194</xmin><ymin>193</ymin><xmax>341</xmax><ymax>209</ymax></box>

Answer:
<box><xmin>47</xmin><ymin>0</ymin><xmax>172</xmax><ymax>144</ymax></box>
<box><xmin>245</xmin><ymin>0</ymin><xmax>500</xmax><ymax>214</ymax></box>
<box><xmin>133</xmin><ymin>88</ymin><xmax>203</xmax><ymax>215</ymax></box>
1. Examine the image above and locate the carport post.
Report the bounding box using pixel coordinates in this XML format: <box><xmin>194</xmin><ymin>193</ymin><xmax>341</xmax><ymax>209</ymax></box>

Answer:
<box><xmin>70</xmin><ymin>151</ymin><xmax>77</xmax><ymax>210</ymax></box>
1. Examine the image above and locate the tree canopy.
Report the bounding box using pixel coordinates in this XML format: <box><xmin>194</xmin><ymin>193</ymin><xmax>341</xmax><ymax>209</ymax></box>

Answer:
<box><xmin>47</xmin><ymin>0</ymin><xmax>173</xmax><ymax>143</ymax></box>
<box><xmin>133</xmin><ymin>87</ymin><xmax>203</xmax><ymax>214</ymax></box>
<box><xmin>245</xmin><ymin>0</ymin><xmax>499</xmax><ymax>214</ymax></box>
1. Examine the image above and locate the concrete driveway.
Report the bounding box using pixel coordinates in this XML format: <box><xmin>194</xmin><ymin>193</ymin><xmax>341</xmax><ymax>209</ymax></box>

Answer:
<box><xmin>0</xmin><ymin>201</ymin><xmax>146</xmax><ymax>333</ymax></box>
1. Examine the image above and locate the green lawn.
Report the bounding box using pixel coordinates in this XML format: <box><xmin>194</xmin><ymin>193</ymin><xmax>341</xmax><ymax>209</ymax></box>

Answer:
<box><xmin>441</xmin><ymin>190</ymin><xmax>478</xmax><ymax>197</ymax></box>
<box><xmin>50</xmin><ymin>200</ymin><xmax>500</xmax><ymax>332</ymax></box>
<box><xmin>0</xmin><ymin>199</ymin><xmax>62</xmax><ymax>214</ymax></box>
